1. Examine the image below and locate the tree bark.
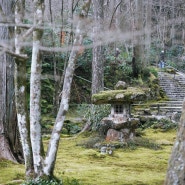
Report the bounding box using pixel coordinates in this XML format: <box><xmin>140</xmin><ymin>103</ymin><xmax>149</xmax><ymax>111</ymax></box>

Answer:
<box><xmin>170</xmin><ymin>0</ymin><xmax>175</xmax><ymax>46</ymax></box>
<box><xmin>43</xmin><ymin>0</ymin><xmax>91</xmax><ymax>176</ymax></box>
<box><xmin>14</xmin><ymin>0</ymin><xmax>34</xmax><ymax>177</ymax></box>
<box><xmin>0</xmin><ymin>0</ymin><xmax>23</xmax><ymax>163</ymax></box>
<box><xmin>132</xmin><ymin>0</ymin><xmax>144</xmax><ymax>77</ymax></box>
<box><xmin>0</xmin><ymin>50</ymin><xmax>19</xmax><ymax>162</ymax></box>
<box><xmin>145</xmin><ymin>0</ymin><xmax>152</xmax><ymax>65</ymax></box>
<box><xmin>91</xmin><ymin>0</ymin><xmax>104</xmax><ymax>95</ymax></box>
<box><xmin>30</xmin><ymin>0</ymin><xmax>45</xmax><ymax>177</ymax></box>
<box><xmin>165</xmin><ymin>99</ymin><xmax>185</xmax><ymax>184</ymax></box>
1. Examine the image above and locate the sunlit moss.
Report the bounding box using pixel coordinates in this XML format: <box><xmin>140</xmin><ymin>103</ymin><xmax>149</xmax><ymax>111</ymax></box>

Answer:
<box><xmin>0</xmin><ymin>159</ymin><xmax>24</xmax><ymax>184</ymax></box>
<box><xmin>54</xmin><ymin>129</ymin><xmax>176</xmax><ymax>185</ymax></box>
<box><xmin>0</xmin><ymin>129</ymin><xmax>176</xmax><ymax>185</ymax></box>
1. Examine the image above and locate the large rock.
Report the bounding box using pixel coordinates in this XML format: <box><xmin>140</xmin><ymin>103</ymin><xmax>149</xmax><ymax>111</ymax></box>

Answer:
<box><xmin>106</xmin><ymin>128</ymin><xmax>135</xmax><ymax>142</ymax></box>
<box><xmin>115</xmin><ymin>81</ymin><xmax>127</xmax><ymax>90</ymax></box>
<box><xmin>99</xmin><ymin>117</ymin><xmax>139</xmax><ymax>141</ymax></box>
<box><xmin>106</xmin><ymin>129</ymin><xmax>123</xmax><ymax>141</ymax></box>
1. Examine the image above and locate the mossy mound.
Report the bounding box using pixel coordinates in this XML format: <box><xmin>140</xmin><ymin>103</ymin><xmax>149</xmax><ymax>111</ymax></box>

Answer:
<box><xmin>92</xmin><ymin>87</ymin><xmax>150</xmax><ymax>105</ymax></box>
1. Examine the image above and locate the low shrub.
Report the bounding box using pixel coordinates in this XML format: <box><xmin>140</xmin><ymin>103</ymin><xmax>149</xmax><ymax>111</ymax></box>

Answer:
<box><xmin>139</xmin><ymin>117</ymin><xmax>177</xmax><ymax>131</ymax></box>
<box><xmin>78</xmin><ymin>104</ymin><xmax>111</xmax><ymax>131</ymax></box>
<box><xmin>21</xmin><ymin>177</ymin><xmax>62</xmax><ymax>185</ymax></box>
<box><xmin>101</xmin><ymin>137</ymin><xmax>162</xmax><ymax>151</ymax></box>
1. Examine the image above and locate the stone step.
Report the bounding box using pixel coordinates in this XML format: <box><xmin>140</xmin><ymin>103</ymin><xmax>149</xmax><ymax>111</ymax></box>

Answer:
<box><xmin>162</xmin><ymin>93</ymin><xmax>184</xmax><ymax>95</ymax></box>
<box><xmin>160</xmin><ymin>84</ymin><xmax>184</xmax><ymax>87</ymax></box>
<box><xmin>159</xmin><ymin>82</ymin><xmax>185</xmax><ymax>85</ymax></box>
<box><xmin>150</xmin><ymin>103</ymin><xmax>182</xmax><ymax>107</ymax></box>
<box><xmin>164</xmin><ymin>96</ymin><xmax>185</xmax><ymax>99</ymax></box>
<box><xmin>164</xmin><ymin>93</ymin><xmax>185</xmax><ymax>96</ymax></box>
<box><xmin>164</xmin><ymin>95</ymin><xmax>185</xmax><ymax>98</ymax></box>
<box><xmin>163</xmin><ymin>91</ymin><xmax>185</xmax><ymax>93</ymax></box>
<box><xmin>158</xmin><ymin>101</ymin><xmax>183</xmax><ymax>103</ymax></box>
<box><xmin>161</xmin><ymin>89</ymin><xmax>183</xmax><ymax>92</ymax></box>
<box><xmin>151</xmin><ymin>107</ymin><xmax>182</xmax><ymax>112</ymax></box>
<box><xmin>159</xmin><ymin>83</ymin><xmax>185</xmax><ymax>86</ymax></box>
<box><xmin>160</xmin><ymin>84</ymin><xmax>185</xmax><ymax>86</ymax></box>
<box><xmin>132</xmin><ymin>105</ymin><xmax>182</xmax><ymax>114</ymax></box>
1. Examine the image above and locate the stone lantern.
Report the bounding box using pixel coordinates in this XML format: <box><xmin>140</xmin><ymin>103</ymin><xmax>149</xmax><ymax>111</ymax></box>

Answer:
<box><xmin>92</xmin><ymin>81</ymin><xmax>149</xmax><ymax>142</ymax></box>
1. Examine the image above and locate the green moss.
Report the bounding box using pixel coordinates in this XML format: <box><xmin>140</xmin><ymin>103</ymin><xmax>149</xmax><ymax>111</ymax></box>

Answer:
<box><xmin>55</xmin><ymin>129</ymin><xmax>176</xmax><ymax>185</ymax></box>
<box><xmin>79</xmin><ymin>149</ymin><xmax>106</xmax><ymax>159</ymax></box>
<box><xmin>165</xmin><ymin>68</ymin><xmax>176</xmax><ymax>74</ymax></box>
<box><xmin>0</xmin><ymin>129</ymin><xmax>176</xmax><ymax>185</ymax></box>
<box><xmin>92</xmin><ymin>87</ymin><xmax>149</xmax><ymax>105</ymax></box>
<box><xmin>0</xmin><ymin>159</ymin><xmax>24</xmax><ymax>184</ymax></box>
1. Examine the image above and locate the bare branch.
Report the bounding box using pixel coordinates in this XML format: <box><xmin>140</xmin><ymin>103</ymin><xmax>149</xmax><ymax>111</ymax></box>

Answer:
<box><xmin>21</xmin><ymin>26</ymin><xmax>35</xmax><ymax>41</ymax></box>
<box><xmin>109</xmin><ymin>0</ymin><xmax>123</xmax><ymax>29</ymax></box>
<box><xmin>6</xmin><ymin>50</ymin><xmax>28</xmax><ymax>60</ymax></box>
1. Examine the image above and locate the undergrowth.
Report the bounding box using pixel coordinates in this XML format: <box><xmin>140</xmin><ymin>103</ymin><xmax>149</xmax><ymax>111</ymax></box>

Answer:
<box><xmin>21</xmin><ymin>177</ymin><xmax>82</xmax><ymax>185</ymax></box>
<box><xmin>77</xmin><ymin>131</ymin><xmax>161</xmax><ymax>151</ymax></box>
<box><xmin>124</xmin><ymin>137</ymin><xmax>162</xmax><ymax>150</ymax></box>
<box><xmin>139</xmin><ymin>118</ymin><xmax>177</xmax><ymax>131</ymax></box>
<box><xmin>21</xmin><ymin>177</ymin><xmax>62</xmax><ymax>185</ymax></box>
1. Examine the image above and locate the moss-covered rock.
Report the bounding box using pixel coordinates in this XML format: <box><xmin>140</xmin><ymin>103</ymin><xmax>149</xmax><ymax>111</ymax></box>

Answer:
<box><xmin>114</xmin><ymin>81</ymin><xmax>127</xmax><ymax>90</ymax></box>
<box><xmin>165</xmin><ymin>68</ymin><xmax>176</xmax><ymax>74</ymax></box>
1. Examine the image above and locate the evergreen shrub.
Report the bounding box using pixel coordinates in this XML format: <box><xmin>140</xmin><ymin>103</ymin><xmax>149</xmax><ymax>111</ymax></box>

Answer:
<box><xmin>21</xmin><ymin>177</ymin><xmax>62</xmax><ymax>185</ymax></box>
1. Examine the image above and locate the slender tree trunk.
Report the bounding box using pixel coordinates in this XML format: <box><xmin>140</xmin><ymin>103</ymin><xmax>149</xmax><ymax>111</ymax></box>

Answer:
<box><xmin>14</xmin><ymin>0</ymin><xmax>34</xmax><ymax>176</ymax></box>
<box><xmin>0</xmin><ymin>0</ymin><xmax>23</xmax><ymax>163</ymax></box>
<box><xmin>48</xmin><ymin>0</ymin><xmax>59</xmax><ymax>115</ymax></box>
<box><xmin>171</xmin><ymin>0</ymin><xmax>175</xmax><ymax>46</ymax></box>
<box><xmin>43</xmin><ymin>0</ymin><xmax>91</xmax><ymax>176</ymax></box>
<box><xmin>15</xmin><ymin>57</ymin><xmax>34</xmax><ymax>176</ymax></box>
<box><xmin>92</xmin><ymin>0</ymin><xmax>104</xmax><ymax>95</ymax></box>
<box><xmin>160</xmin><ymin>0</ymin><xmax>165</xmax><ymax>49</ymax></box>
<box><xmin>145</xmin><ymin>0</ymin><xmax>152</xmax><ymax>65</ymax></box>
<box><xmin>30</xmin><ymin>0</ymin><xmax>45</xmax><ymax>177</ymax></box>
<box><xmin>132</xmin><ymin>0</ymin><xmax>143</xmax><ymax>77</ymax></box>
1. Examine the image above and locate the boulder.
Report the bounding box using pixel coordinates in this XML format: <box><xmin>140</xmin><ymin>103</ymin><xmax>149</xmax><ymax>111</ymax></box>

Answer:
<box><xmin>106</xmin><ymin>129</ymin><xmax>123</xmax><ymax>141</ymax></box>
<box><xmin>106</xmin><ymin>128</ymin><xmax>135</xmax><ymax>142</ymax></box>
<box><xmin>115</xmin><ymin>81</ymin><xmax>127</xmax><ymax>90</ymax></box>
<box><xmin>99</xmin><ymin>117</ymin><xmax>139</xmax><ymax>142</ymax></box>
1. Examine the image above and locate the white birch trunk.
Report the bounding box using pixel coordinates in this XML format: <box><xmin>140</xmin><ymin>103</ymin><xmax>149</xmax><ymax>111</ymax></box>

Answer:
<box><xmin>30</xmin><ymin>0</ymin><xmax>45</xmax><ymax>177</ymax></box>
<box><xmin>14</xmin><ymin>0</ymin><xmax>34</xmax><ymax>176</ymax></box>
<box><xmin>43</xmin><ymin>0</ymin><xmax>91</xmax><ymax>175</ymax></box>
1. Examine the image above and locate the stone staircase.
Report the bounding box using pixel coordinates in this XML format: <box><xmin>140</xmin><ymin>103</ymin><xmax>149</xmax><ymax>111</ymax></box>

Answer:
<box><xmin>131</xmin><ymin>70</ymin><xmax>185</xmax><ymax>122</ymax></box>
<box><xmin>132</xmin><ymin>70</ymin><xmax>185</xmax><ymax>115</ymax></box>
<box><xmin>158</xmin><ymin>71</ymin><xmax>185</xmax><ymax>101</ymax></box>
<box><xmin>157</xmin><ymin>71</ymin><xmax>185</xmax><ymax>114</ymax></box>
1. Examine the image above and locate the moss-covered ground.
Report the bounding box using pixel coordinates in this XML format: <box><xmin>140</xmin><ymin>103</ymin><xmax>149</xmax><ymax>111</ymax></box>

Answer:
<box><xmin>0</xmin><ymin>127</ymin><xmax>176</xmax><ymax>185</ymax></box>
